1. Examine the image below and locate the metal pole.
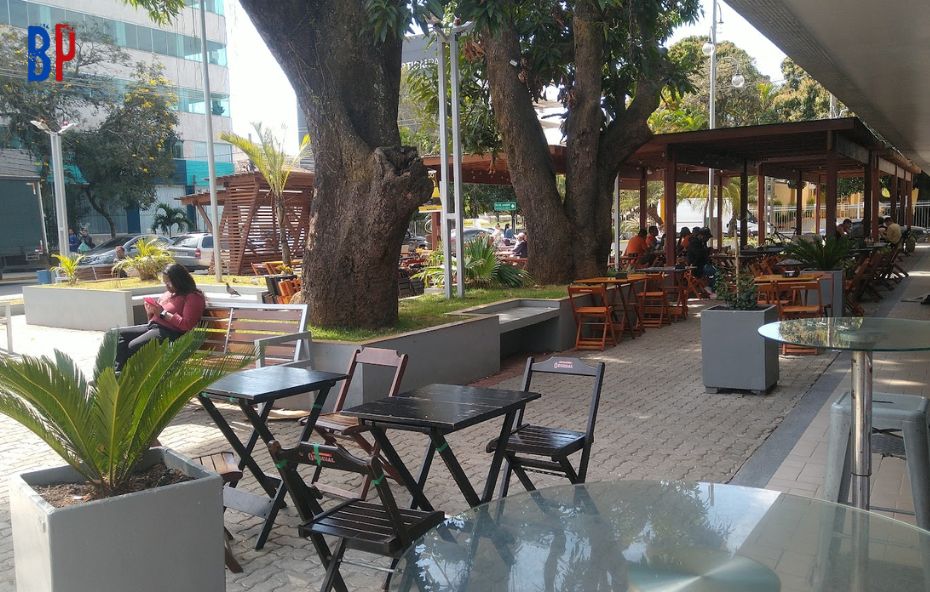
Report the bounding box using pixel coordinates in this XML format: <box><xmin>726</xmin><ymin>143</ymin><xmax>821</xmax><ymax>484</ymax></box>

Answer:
<box><xmin>613</xmin><ymin>175</ymin><xmax>621</xmax><ymax>264</ymax></box>
<box><xmin>706</xmin><ymin>0</ymin><xmax>718</xmax><ymax>217</ymax></box>
<box><xmin>435</xmin><ymin>27</ymin><xmax>452</xmax><ymax>299</ymax></box>
<box><xmin>850</xmin><ymin>350</ymin><xmax>873</xmax><ymax>510</ymax></box>
<box><xmin>33</xmin><ymin>181</ymin><xmax>49</xmax><ymax>257</ymax></box>
<box><xmin>200</xmin><ymin>0</ymin><xmax>222</xmax><ymax>282</ymax></box>
<box><xmin>49</xmin><ymin>132</ymin><xmax>69</xmax><ymax>258</ymax></box>
<box><xmin>450</xmin><ymin>29</ymin><xmax>465</xmax><ymax>298</ymax></box>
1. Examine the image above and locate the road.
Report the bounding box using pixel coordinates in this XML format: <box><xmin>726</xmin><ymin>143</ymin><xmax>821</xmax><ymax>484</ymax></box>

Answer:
<box><xmin>0</xmin><ymin>283</ymin><xmax>29</xmax><ymax>297</ymax></box>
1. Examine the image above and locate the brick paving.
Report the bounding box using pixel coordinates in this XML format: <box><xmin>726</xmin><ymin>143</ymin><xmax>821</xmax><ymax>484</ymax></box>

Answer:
<box><xmin>0</xmin><ymin>273</ymin><xmax>862</xmax><ymax>591</ymax></box>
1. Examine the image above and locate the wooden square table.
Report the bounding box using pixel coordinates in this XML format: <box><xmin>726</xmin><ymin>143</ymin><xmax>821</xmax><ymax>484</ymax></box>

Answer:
<box><xmin>343</xmin><ymin>384</ymin><xmax>541</xmax><ymax>511</ymax></box>
<box><xmin>199</xmin><ymin>365</ymin><xmax>347</xmax><ymax>549</ymax></box>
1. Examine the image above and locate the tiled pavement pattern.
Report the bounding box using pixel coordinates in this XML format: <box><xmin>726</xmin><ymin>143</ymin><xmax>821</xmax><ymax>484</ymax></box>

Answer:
<box><xmin>1</xmin><ymin>249</ymin><xmax>925</xmax><ymax>591</ymax></box>
<box><xmin>766</xmin><ymin>245</ymin><xmax>930</xmax><ymax>525</ymax></box>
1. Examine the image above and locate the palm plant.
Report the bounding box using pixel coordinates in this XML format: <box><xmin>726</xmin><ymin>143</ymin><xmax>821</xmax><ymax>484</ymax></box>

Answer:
<box><xmin>113</xmin><ymin>238</ymin><xmax>174</xmax><ymax>281</ymax></box>
<box><xmin>0</xmin><ymin>331</ymin><xmax>248</xmax><ymax>498</ymax></box>
<box><xmin>150</xmin><ymin>203</ymin><xmax>190</xmax><ymax>236</ymax></box>
<box><xmin>414</xmin><ymin>236</ymin><xmax>533</xmax><ymax>288</ymax></box>
<box><xmin>221</xmin><ymin>123</ymin><xmax>312</xmax><ymax>267</ymax></box>
<box><xmin>51</xmin><ymin>253</ymin><xmax>84</xmax><ymax>285</ymax></box>
<box><xmin>782</xmin><ymin>235</ymin><xmax>851</xmax><ymax>270</ymax></box>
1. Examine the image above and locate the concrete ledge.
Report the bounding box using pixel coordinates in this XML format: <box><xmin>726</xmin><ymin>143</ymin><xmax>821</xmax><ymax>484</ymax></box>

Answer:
<box><xmin>24</xmin><ymin>285</ymin><xmax>134</xmax><ymax>330</ymax></box>
<box><xmin>454</xmin><ymin>296</ymin><xmax>578</xmax><ymax>355</ymax></box>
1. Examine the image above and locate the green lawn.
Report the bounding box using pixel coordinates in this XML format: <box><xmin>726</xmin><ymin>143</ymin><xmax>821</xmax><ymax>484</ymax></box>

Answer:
<box><xmin>311</xmin><ymin>285</ymin><xmax>568</xmax><ymax>342</ymax></box>
<box><xmin>48</xmin><ymin>275</ymin><xmax>262</xmax><ymax>290</ymax></box>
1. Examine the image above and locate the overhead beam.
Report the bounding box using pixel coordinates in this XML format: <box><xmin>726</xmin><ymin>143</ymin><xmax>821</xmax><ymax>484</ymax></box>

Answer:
<box><xmin>835</xmin><ymin>136</ymin><xmax>870</xmax><ymax>165</ymax></box>
<box><xmin>663</xmin><ymin>149</ymin><xmax>678</xmax><ymax>265</ymax></box>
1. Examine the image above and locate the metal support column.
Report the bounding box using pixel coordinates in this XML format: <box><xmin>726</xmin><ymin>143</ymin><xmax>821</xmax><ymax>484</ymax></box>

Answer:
<box><xmin>850</xmin><ymin>350</ymin><xmax>873</xmax><ymax>510</ymax></box>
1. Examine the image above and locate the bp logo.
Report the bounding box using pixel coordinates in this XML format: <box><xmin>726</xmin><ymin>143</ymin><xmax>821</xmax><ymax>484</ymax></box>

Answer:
<box><xmin>27</xmin><ymin>24</ymin><xmax>75</xmax><ymax>82</ymax></box>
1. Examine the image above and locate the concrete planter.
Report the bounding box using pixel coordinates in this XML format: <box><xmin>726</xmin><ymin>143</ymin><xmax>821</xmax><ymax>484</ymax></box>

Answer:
<box><xmin>9</xmin><ymin>447</ymin><xmax>224</xmax><ymax>592</ymax></box>
<box><xmin>815</xmin><ymin>269</ymin><xmax>844</xmax><ymax>317</ymax></box>
<box><xmin>700</xmin><ymin>304</ymin><xmax>779</xmax><ymax>395</ymax></box>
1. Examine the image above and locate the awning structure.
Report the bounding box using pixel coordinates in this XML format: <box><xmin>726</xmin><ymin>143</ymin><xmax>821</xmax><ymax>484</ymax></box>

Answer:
<box><xmin>723</xmin><ymin>0</ymin><xmax>930</xmax><ymax>173</ymax></box>
<box><xmin>179</xmin><ymin>170</ymin><xmax>314</xmax><ymax>274</ymax></box>
<box><xmin>422</xmin><ymin>118</ymin><xmax>921</xmax><ymax>264</ymax></box>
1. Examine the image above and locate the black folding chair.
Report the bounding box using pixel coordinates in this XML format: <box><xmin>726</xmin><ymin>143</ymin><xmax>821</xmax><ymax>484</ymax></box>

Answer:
<box><xmin>268</xmin><ymin>441</ymin><xmax>445</xmax><ymax>592</ymax></box>
<box><xmin>488</xmin><ymin>356</ymin><xmax>606</xmax><ymax>496</ymax></box>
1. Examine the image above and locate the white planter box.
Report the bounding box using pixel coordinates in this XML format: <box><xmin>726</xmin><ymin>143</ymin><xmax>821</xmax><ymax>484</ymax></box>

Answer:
<box><xmin>9</xmin><ymin>447</ymin><xmax>224</xmax><ymax>592</ymax></box>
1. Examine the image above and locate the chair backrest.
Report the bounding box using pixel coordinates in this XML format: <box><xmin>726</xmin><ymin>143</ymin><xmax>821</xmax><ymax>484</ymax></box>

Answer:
<box><xmin>199</xmin><ymin>302</ymin><xmax>309</xmax><ymax>365</ymax></box>
<box><xmin>786</xmin><ymin>279</ymin><xmax>823</xmax><ymax>310</ymax></box>
<box><xmin>640</xmin><ymin>273</ymin><xmax>667</xmax><ymax>295</ymax></box>
<box><xmin>567</xmin><ymin>285</ymin><xmax>609</xmax><ymax>313</ymax></box>
<box><xmin>268</xmin><ymin>440</ymin><xmax>410</xmax><ymax>544</ymax></box>
<box><xmin>520</xmin><ymin>356</ymin><xmax>606</xmax><ymax>442</ymax></box>
<box><xmin>331</xmin><ymin>347</ymin><xmax>409</xmax><ymax>412</ymax></box>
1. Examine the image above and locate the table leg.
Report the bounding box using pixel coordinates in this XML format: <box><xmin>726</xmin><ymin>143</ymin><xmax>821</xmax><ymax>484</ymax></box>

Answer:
<box><xmin>297</xmin><ymin>385</ymin><xmax>333</xmax><ymax>441</ymax></box>
<box><xmin>415</xmin><ymin>442</ymin><xmax>436</xmax><ymax>509</ymax></box>
<box><xmin>612</xmin><ymin>284</ymin><xmax>629</xmax><ymax>339</ymax></box>
<box><xmin>627</xmin><ymin>282</ymin><xmax>645</xmax><ymax>335</ymax></box>
<box><xmin>430</xmin><ymin>431</ymin><xmax>481</xmax><ymax>507</ymax></box>
<box><xmin>851</xmin><ymin>350</ymin><xmax>873</xmax><ymax>510</ymax></box>
<box><xmin>369</xmin><ymin>426</ymin><xmax>434</xmax><ymax>511</ymax></box>
<box><xmin>482</xmin><ymin>409</ymin><xmax>518</xmax><ymax>503</ymax></box>
<box><xmin>197</xmin><ymin>395</ymin><xmax>278</xmax><ymax>497</ymax></box>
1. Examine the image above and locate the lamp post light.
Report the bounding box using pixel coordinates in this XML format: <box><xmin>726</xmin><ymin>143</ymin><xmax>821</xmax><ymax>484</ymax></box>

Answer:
<box><xmin>31</xmin><ymin>119</ymin><xmax>75</xmax><ymax>258</ymax></box>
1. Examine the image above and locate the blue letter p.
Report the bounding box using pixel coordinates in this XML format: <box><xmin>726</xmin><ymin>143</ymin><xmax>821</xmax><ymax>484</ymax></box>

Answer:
<box><xmin>27</xmin><ymin>26</ymin><xmax>50</xmax><ymax>82</ymax></box>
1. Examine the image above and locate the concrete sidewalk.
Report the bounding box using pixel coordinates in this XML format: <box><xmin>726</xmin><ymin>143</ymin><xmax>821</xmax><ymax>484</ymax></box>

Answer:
<box><xmin>0</xmin><ymin>248</ymin><xmax>925</xmax><ymax>591</ymax></box>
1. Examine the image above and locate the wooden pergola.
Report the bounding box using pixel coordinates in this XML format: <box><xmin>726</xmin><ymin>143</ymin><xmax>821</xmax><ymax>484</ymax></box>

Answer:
<box><xmin>179</xmin><ymin>170</ymin><xmax>315</xmax><ymax>275</ymax></box>
<box><xmin>424</xmin><ymin>118</ymin><xmax>922</xmax><ymax>266</ymax></box>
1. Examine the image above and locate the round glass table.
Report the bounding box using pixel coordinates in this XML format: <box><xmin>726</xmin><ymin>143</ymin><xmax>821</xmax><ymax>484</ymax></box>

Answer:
<box><xmin>389</xmin><ymin>481</ymin><xmax>930</xmax><ymax>592</ymax></box>
<box><xmin>759</xmin><ymin>317</ymin><xmax>930</xmax><ymax>511</ymax></box>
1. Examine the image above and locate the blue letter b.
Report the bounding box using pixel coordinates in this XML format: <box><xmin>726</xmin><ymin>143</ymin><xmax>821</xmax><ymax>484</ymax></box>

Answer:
<box><xmin>27</xmin><ymin>26</ymin><xmax>50</xmax><ymax>81</ymax></box>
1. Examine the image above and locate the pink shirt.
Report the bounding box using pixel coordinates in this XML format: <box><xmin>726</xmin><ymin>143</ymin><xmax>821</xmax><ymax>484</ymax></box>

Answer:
<box><xmin>151</xmin><ymin>290</ymin><xmax>206</xmax><ymax>333</ymax></box>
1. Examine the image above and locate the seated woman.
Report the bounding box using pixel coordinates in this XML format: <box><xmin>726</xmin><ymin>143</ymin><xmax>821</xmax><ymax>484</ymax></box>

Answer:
<box><xmin>114</xmin><ymin>264</ymin><xmax>206</xmax><ymax>372</ymax></box>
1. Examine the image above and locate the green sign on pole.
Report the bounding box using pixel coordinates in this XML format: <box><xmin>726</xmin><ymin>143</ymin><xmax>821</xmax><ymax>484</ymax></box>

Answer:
<box><xmin>493</xmin><ymin>201</ymin><xmax>517</xmax><ymax>212</ymax></box>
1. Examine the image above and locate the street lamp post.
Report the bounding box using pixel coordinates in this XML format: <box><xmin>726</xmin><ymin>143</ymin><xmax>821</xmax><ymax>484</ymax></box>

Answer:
<box><xmin>31</xmin><ymin>120</ymin><xmax>75</xmax><ymax>258</ymax></box>
<box><xmin>199</xmin><ymin>0</ymin><xmax>223</xmax><ymax>283</ymax></box>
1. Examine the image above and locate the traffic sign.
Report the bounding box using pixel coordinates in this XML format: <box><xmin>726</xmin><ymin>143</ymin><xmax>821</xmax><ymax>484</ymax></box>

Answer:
<box><xmin>493</xmin><ymin>201</ymin><xmax>517</xmax><ymax>211</ymax></box>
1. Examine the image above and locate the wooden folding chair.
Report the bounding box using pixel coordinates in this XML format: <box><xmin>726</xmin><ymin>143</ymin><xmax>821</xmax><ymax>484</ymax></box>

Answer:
<box><xmin>269</xmin><ymin>441</ymin><xmax>444</xmax><ymax>592</ymax></box>
<box><xmin>777</xmin><ymin>279</ymin><xmax>824</xmax><ymax>355</ymax></box>
<box><xmin>639</xmin><ymin>273</ymin><xmax>670</xmax><ymax>328</ymax></box>
<box><xmin>313</xmin><ymin>347</ymin><xmax>408</xmax><ymax>499</ymax></box>
<box><xmin>488</xmin><ymin>356</ymin><xmax>606</xmax><ymax>496</ymax></box>
<box><xmin>567</xmin><ymin>285</ymin><xmax>617</xmax><ymax>350</ymax></box>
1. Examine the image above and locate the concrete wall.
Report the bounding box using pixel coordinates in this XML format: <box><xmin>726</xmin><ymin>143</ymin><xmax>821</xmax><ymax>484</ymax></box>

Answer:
<box><xmin>24</xmin><ymin>286</ymin><xmax>134</xmax><ymax>331</ymax></box>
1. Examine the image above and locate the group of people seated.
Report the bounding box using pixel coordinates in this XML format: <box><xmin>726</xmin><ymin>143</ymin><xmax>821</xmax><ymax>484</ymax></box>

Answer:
<box><xmin>836</xmin><ymin>215</ymin><xmax>906</xmax><ymax>246</ymax></box>
<box><xmin>490</xmin><ymin>223</ymin><xmax>528</xmax><ymax>258</ymax></box>
<box><xmin>622</xmin><ymin>225</ymin><xmax>717</xmax><ymax>282</ymax></box>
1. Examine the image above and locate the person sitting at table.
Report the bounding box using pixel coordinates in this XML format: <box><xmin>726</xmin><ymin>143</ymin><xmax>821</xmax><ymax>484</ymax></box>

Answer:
<box><xmin>645</xmin><ymin>225</ymin><xmax>659</xmax><ymax>250</ymax></box>
<box><xmin>512</xmin><ymin>232</ymin><xmax>528</xmax><ymax>258</ymax></box>
<box><xmin>883</xmin><ymin>216</ymin><xmax>902</xmax><ymax>245</ymax></box>
<box><xmin>687</xmin><ymin>228</ymin><xmax>713</xmax><ymax>280</ymax></box>
<box><xmin>836</xmin><ymin>218</ymin><xmax>852</xmax><ymax>237</ymax></box>
<box><xmin>624</xmin><ymin>228</ymin><xmax>648</xmax><ymax>258</ymax></box>
<box><xmin>113</xmin><ymin>263</ymin><xmax>206</xmax><ymax>372</ymax></box>
<box><xmin>677</xmin><ymin>227</ymin><xmax>692</xmax><ymax>254</ymax></box>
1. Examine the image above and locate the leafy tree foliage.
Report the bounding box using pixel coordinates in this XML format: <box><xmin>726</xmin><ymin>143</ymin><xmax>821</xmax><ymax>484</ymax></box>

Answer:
<box><xmin>69</xmin><ymin>65</ymin><xmax>179</xmax><ymax>237</ymax></box>
<box><xmin>150</xmin><ymin>203</ymin><xmax>190</xmax><ymax>236</ymax></box>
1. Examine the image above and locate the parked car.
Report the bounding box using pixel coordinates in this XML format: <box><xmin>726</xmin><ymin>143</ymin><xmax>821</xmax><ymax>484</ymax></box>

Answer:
<box><xmin>168</xmin><ymin>233</ymin><xmax>214</xmax><ymax>270</ymax></box>
<box><xmin>77</xmin><ymin>234</ymin><xmax>169</xmax><ymax>267</ymax></box>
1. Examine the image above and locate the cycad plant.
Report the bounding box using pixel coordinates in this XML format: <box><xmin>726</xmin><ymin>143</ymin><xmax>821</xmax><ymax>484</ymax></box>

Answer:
<box><xmin>51</xmin><ymin>253</ymin><xmax>84</xmax><ymax>285</ymax></box>
<box><xmin>414</xmin><ymin>236</ymin><xmax>532</xmax><ymax>288</ymax></box>
<box><xmin>0</xmin><ymin>330</ymin><xmax>248</xmax><ymax>498</ymax></box>
<box><xmin>221</xmin><ymin>123</ymin><xmax>312</xmax><ymax>267</ymax></box>
<box><xmin>113</xmin><ymin>238</ymin><xmax>174</xmax><ymax>281</ymax></box>
<box><xmin>150</xmin><ymin>203</ymin><xmax>190</xmax><ymax>236</ymax></box>
<box><xmin>782</xmin><ymin>235</ymin><xmax>851</xmax><ymax>270</ymax></box>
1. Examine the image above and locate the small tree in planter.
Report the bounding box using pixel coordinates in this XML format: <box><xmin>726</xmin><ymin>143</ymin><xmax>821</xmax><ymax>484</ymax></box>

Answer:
<box><xmin>50</xmin><ymin>253</ymin><xmax>84</xmax><ymax>285</ymax></box>
<box><xmin>782</xmin><ymin>235</ymin><xmax>851</xmax><ymax>317</ymax></box>
<box><xmin>112</xmin><ymin>238</ymin><xmax>174</xmax><ymax>281</ymax></box>
<box><xmin>1</xmin><ymin>331</ymin><xmax>247</xmax><ymax>592</ymax></box>
<box><xmin>700</xmin><ymin>270</ymin><xmax>779</xmax><ymax>395</ymax></box>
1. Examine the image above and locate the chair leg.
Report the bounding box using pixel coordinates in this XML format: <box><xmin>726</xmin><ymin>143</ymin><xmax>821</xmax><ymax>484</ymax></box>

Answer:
<box><xmin>512</xmin><ymin>464</ymin><xmax>536</xmax><ymax>492</ymax></box>
<box><xmin>223</xmin><ymin>528</ymin><xmax>243</xmax><ymax>573</ymax></box>
<box><xmin>498</xmin><ymin>458</ymin><xmax>514</xmax><ymax>499</ymax></box>
<box><xmin>319</xmin><ymin>538</ymin><xmax>349</xmax><ymax>592</ymax></box>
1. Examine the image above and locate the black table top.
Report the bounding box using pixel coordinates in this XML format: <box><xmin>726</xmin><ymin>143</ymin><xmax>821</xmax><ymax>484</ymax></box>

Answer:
<box><xmin>201</xmin><ymin>365</ymin><xmax>347</xmax><ymax>403</ymax></box>
<box><xmin>343</xmin><ymin>384</ymin><xmax>541</xmax><ymax>432</ymax></box>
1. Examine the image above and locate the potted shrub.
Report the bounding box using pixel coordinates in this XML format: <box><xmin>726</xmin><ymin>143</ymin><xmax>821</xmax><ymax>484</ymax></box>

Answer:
<box><xmin>49</xmin><ymin>253</ymin><xmax>84</xmax><ymax>285</ymax></box>
<box><xmin>2</xmin><ymin>331</ymin><xmax>245</xmax><ymax>592</ymax></box>
<box><xmin>700</xmin><ymin>271</ymin><xmax>779</xmax><ymax>395</ymax></box>
<box><xmin>112</xmin><ymin>238</ymin><xmax>174</xmax><ymax>281</ymax></box>
<box><xmin>782</xmin><ymin>235</ymin><xmax>851</xmax><ymax>317</ymax></box>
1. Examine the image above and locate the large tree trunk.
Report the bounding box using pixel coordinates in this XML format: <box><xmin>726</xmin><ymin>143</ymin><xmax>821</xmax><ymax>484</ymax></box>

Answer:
<box><xmin>482</xmin><ymin>23</ymin><xmax>574</xmax><ymax>284</ymax></box>
<box><xmin>239</xmin><ymin>0</ymin><xmax>431</xmax><ymax>328</ymax></box>
<box><xmin>83</xmin><ymin>188</ymin><xmax>116</xmax><ymax>238</ymax></box>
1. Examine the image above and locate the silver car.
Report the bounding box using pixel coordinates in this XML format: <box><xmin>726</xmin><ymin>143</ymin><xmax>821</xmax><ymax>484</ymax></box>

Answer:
<box><xmin>168</xmin><ymin>233</ymin><xmax>214</xmax><ymax>270</ymax></box>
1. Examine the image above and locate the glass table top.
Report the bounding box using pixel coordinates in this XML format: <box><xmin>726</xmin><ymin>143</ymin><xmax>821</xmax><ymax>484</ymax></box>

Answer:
<box><xmin>390</xmin><ymin>481</ymin><xmax>930</xmax><ymax>592</ymax></box>
<box><xmin>758</xmin><ymin>317</ymin><xmax>930</xmax><ymax>352</ymax></box>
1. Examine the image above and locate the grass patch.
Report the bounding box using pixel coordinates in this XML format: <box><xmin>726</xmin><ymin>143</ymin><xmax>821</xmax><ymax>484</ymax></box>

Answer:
<box><xmin>311</xmin><ymin>285</ymin><xmax>567</xmax><ymax>342</ymax></box>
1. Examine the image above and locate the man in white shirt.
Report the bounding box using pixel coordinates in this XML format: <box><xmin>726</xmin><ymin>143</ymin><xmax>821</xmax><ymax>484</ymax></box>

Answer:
<box><xmin>884</xmin><ymin>216</ymin><xmax>902</xmax><ymax>245</ymax></box>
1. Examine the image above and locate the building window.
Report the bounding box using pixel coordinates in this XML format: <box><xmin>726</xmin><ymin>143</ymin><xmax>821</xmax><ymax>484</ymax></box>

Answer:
<box><xmin>186</xmin><ymin>0</ymin><xmax>224</xmax><ymax>16</ymax></box>
<box><xmin>189</xmin><ymin>141</ymin><xmax>233</xmax><ymax>163</ymax></box>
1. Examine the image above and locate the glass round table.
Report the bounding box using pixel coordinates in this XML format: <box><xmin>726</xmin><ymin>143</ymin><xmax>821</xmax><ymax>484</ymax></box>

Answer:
<box><xmin>389</xmin><ymin>481</ymin><xmax>930</xmax><ymax>591</ymax></box>
<box><xmin>759</xmin><ymin>317</ymin><xmax>930</xmax><ymax>512</ymax></box>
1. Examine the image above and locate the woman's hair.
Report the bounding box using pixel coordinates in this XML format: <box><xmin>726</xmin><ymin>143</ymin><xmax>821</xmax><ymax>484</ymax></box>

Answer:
<box><xmin>163</xmin><ymin>263</ymin><xmax>199</xmax><ymax>295</ymax></box>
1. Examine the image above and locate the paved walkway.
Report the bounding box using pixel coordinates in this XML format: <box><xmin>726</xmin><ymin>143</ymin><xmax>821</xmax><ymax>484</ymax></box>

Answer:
<box><xmin>0</xmin><ymin>249</ymin><xmax>924</xmax><ymax>591</ymax></box>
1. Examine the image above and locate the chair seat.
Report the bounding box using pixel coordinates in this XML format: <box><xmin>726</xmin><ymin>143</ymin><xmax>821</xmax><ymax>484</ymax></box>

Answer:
<box><xmin>575</xmin><ymin>306</ymin><xmax>611</xmax><ymax>314</ymax></box>
<box><xmin>301</xmin><ymin>500</ymin><xmax>444</xmax><ymax>556</ymax></box>
<box><xmin>782</xmin><ymin>305</ymin><xmax>821</xmax><ymax>315</ymax></box>
<box><xmin>487</xmin><ymin>424</ymin><xmax>586</xmax><ymax>457</ymax></box>
<box><xmin>315</xmin><ymin>412</ymin><xmax>369</xmax><ymax>435</ymax></box>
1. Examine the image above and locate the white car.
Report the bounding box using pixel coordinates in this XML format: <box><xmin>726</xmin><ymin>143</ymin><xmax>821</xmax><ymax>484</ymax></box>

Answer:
<box><xmin>168</xmin><ymin>233</ymin><xmax>214</xmax><ymax>270</ymax></box>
